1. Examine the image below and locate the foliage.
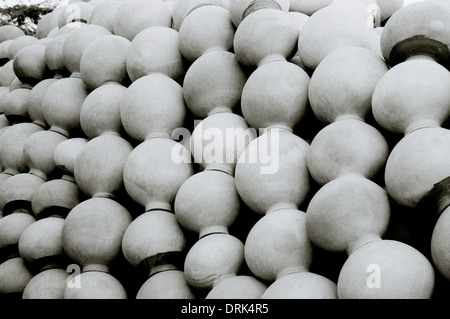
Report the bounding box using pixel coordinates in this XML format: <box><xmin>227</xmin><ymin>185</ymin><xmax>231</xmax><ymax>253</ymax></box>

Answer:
<box><xmin>0</xmin><ymin>2</ymin><xmax>57</xmax><ymax>35</ymax></box>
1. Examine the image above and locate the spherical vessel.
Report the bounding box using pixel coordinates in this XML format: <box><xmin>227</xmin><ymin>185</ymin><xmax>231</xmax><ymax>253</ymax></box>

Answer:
<box><xmin>18</xmin><ymin>217</ymin><xmax>65</xmax><ymax>267</ymax></box>
<box><xmin>62</xmin><ymin>197</ymin><xmax>132</xmax><ymax>270</ymax></box>
<box><xmin>337</xmin><ymin>240</ymin><xmax>434</xmax><ymax>299</ymax></box>
<box><xmin>385</xmin><ymin>127</ymin><xmax>450</xmax><ymax>207</ymax></box>
<box><xmin>298</xmin><ymin>4</ymin><xmax>380</xmax><ymax>70</ymax></box>
<box><xmin>121</xmin><ymin>74</ymin><xmax>186</xmax><ymax>141</ymax></box>
<box><xmin>88</xmin><ymin>0</ymin><xmax>122</xmax><ymax>33</ymax></box>
<box><xmin>121</xmin><ymin>210</ymin><xmax>186</xmax><ymax>268</ymax></box>
<box><xmin>0</xmin><ymin>257</ymin><xmax>33</xmax><ymax>294</ymax></box>
<box><xmin>45</xmin><ymin>33</ymin><xmax>70</xmax><ymax>76</ymax></box>
<box><xmin>13</xmin><ymin>44</ymin><xmax>52</xmax><ymax>85</ymax></box>
<box><xmin>42</xmin><ymin>76</ymin><xmax>89</xmax><ymax>138</ymax></box>
<box><xmin>184</xmin><ymin>233</ymin><xmax>244</xmax><ymax>290</ymax></box>
<box><xmin>174</xmin><ymin>170</ymin><xmax>241</xmax><ymax>238</ymax></box>
<box><xmin>241</xmin><ymin>61</ymin><xmax>310</xmax><ymax>130</ymax></box>
<box><xmin>8</xmin><ymin>36</ymin><xmax>38</xmax><ymax>60</ymax></box>
<box><xmin>182</xmin><ymin>51</ymin><xmax>247</xmax><ymax>118</ymax></box>
<box><xmin>172</xmin><ymin>0</ymin><xmax>228</xmax><ymax>31</ymax></box>
<box><xmin>307</xmin><ymin>120</ymin><xmax>389</xmax><ymax>185</ymax></box>
<box><xmin>80</xmin><ymin>35</ymin><xmax>131</xmax><ymax>90</ymax></box>
<box><xmin>178</xmin><ymin>5</ymin><xmax>235</xmax><ymax>62</ymax></box>
<box><xmin>234</xmin><ymin>9</ymin><xmax>299</xmax><ymax>67</ymax></box>
<box><xmin>126</xmin><ymin>26</ymin><xmax>185</xmax><ymax>82</ymax></box>
<box><xmin>0</xmin><ymin>212</ymin><xmax>36</xmax><ymax>254</ymax></box>
<box><xmin>23</xmin><ymin>130</ymin><xmax>68</xmax><ymax>180</ymax></box>
<box><xmin>380</xmin><ymin>1</ymin><xmax>450</xmax><ymax>68</ymax></box>
<box><xmin>308</xmin><ymin>47</ymin><xmax>389</xmax><ymax>123</ymax></box>
<box><xmin>190</xmin><ymin>113</ymin><xmax>256</xmax><ymax>174</ymax></box>
<box><xmin>306</xmin><ymin>175</ymin><xmax>390</xmax><ymax>254</ymax></box>
<box><xmin>22</xmin><ymin>268</ymin><xmax>69</xmax><ymax>299</ymax></box>
<box><xmin>53</xmin><ymin>138</ymin><xmax>88</xmax><ymax>176</ymax></box>
<box><xmin>28</xmin><ymin>78</ymin><xmax>58</xmax><ymax>129</ymax></box>
<box><xmin>235</xmin><ymin>131</ymin><xmax>310</xmax><ymax>215</ymax></box>
<box><xmin>372</xmin><ymin>59</ymin><xmax>450</xmax><ymax>134</ymax></box>
<box><xmin>123</xmin><ymin>138</ymin><xmax>194</xmax><ymax>211</ymax></box>
<box><xmin>80</xmin><ymin>83</ymin><xmax>127</xmax><ymax>138</ymax></box>
<box><xmin>0</xmin><ymin>25</ymin><xmax>25</xmax><ymax>43</ymax></box>
<box><xmin>244</xmin><ymin>209</ymin><xmax>312</xmax><ymax>282</ymax></box>
<box><xmin>62</xmin><ymin>24</ymin><xmax>111</xmax><ymax>75</ymax></box>
<box><xmin>0</xmin><ymin>123</ymin><xmax>44</xmax><ymax>175</ymax></box>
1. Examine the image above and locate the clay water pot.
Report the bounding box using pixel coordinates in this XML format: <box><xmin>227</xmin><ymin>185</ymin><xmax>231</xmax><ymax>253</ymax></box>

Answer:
<box><xmin>121</xmin><ymin>210</ymin><xmax>194</xmax><ymax>299</ymax></box>
<box><xmin>22</xmin><ymin>268</ymin><xmax>70</xmax><ymax>299</ymax></box>
<box><xmin>62</xmin><ymin>24</ymin><xmax>111</xmax><ymax>76</ymax></box>
<box><xmin>88</xmin><ymin>0</ymin><xmax>122</xmax><ymax>32</ymax></box>
<box><xmin>206</xmin><ymin>275</ymin><xmax>267</xmax><ymax>299</ymax></box>
<box><xmin>244</xmin><ymin>209</ymin><xmax>337</xmax><ymax>299</ymax></box>
<box><xmin>229</xmin><ymin>0</ymin><xmax>289</xmax><ymax>28</ymax></box>
<box><xmin>384</xmin><ymin>127</ymin><xmax>450</xmax><ymax>208</ymax></box>
<box><xmin>289</xmin><ymin>0</ymin><xmax>332</xmax><ymax>15</ymax></box>
<box><xmin>372</xmin><ymin>59</ymin><xmax>450</xmax><ymax>135</ymax></box>
<box><xmin>64</xmin><ymin>271</ymin><xmax>127</xmax><ymax>299</ymax></box>
<box><xmin>306</xmin><ymin>175</ymin><xmax>390</xmax><ymax>254</ymax></box>
<box><xmin>0</xmin><ymin>172</ymin><xmax>46</xmax><ymax>216</ymax></box>
<box><xmin>190</xmin><ymin>113</ymin><xmax>256</xmax><ymax>175</ymax></box>
<box><xmin>244</xmin><ymin>210</ymin><xmax>312</xmax><ymax>281</ymax></box>
<box><xmin>308</xmin><ymin>46</ymin><xmax>389</xmax><ymax>124</ymax></box>
<box><xmin>13</xmin><ymin>44</ymin><xmax>52</xmax><ymax>86</ymax></box>
<box><xmin>120</xmin><ymin>74</ymin><xmax>186</xmax><ymax>141</ymax></box>
<box><xmin>113</xmin><ymin>0</ymin><xmax>172</xmax><ymax>41</ymax></box>
<box><xmin>0</xmin><ymin>212</ymin><xmax>36</xmax><ymax>262</ymax></box>
<box><xmin>80</xmin><ymin>83</ymin><xmax>127</xmax><ymax>138</ymax></box>
<box><xmin>62</xmin><ymin>197</ymin><xmax>132</xmax><ymax>272</ymax></box>
<box><xmin>178</xmin><ymin>5</ymin><xmax>235</xmax><ymax>62</ymax></box>
<box><xmin>57</xmin><ymin>1</ymin><xmax>94</xmax><ymax>29</ymax></box>
<box><xmin>27</xmin><ymin>78</ymin><xmax>58</xmax><ymax>129</ymax></box>
<box><xmin>0</xmin><ymin>257</ymin><xmax>33</xmax><ymax>294</ymax></box>
<box><xmin>41</xmin><ymin>76</ymin><xmax>89</xmax><ymax>138</ymax></box>
<box><xmin>234</xmin><ymin>8</ymin><xmax>299</xmax><ymax>67</ymax></box>
<box><xmin>3</xmin><ymin>86</ymin><xmax>32</xmax><ymax>123</ymax></box>
<box><xmin>298</xmin><ymin>4</ymin><xmax>381</xmax><ymax>70</ymax></box>
<box><xmin>74</xmin><ymin>133</ymin><xmax>133</xmax><ymax>198</ymax></box>
<box><xmin>182</xmin><ymin>51</ymin><xmax>247</xmax><ymax>118</ymax></box>
<box><xmin>0</xmin><ymin>61</ymin><xmax>16</xmax><ymax>87</ymax></box>
<box><xmin>235</xmin><ymin>130</ymin><xmax>310</xmax><ymax>215</ymax></box>
<box><xmin>174</xmin><ymin>170</ymin><xmax>241</xmax><ymax>238</ymax></box>
<box><xmin>30</xmin><ymin>138</ymin><xmax>87</xmax><ymax>218</ymax></box>
<box><xmin>307</xmin><ymin>119</ymin><xmax>389</xmax><ymax>186</ymax></box>
<box><xmin>45</xmin><ymin>33</ymin><xmax>71</xmax><ymax>78</ymax></box>
<box><xmin>53</xmin><ymin>137</ymin><xmax>88</xmax><ymax>176</ymax></box>
<box><xmin>126</xmin><ymin>26</ymin><xmax>186</xmax><ymax>82</ymax></box>
<box><xmin>123</xmin><ymin>138</ymin><xmax>194</xmax><ymax>212</ymax></box>
<box><xmin>184</xmin><ymin>233</ymin><xmax>245</xmax><ymax>290</ymax></box>
<box><xmin>241</xmin><ymin>61</ymin><xmax>309</xmax><ymax>130</ymax></box>
<box><xmin>23</xmin><ymin>130</ymin><xmax>68</xmax><ymax>181</ymax></box>
<box><xmin>18</xmin><ymin>216</ymin><xmax>66</xmax><ymax>271</ymax></box>
<box><xmin>380</xmin><ymin>1</ymin><xmax>450</xmax><ymax>69</ymax></box>
<box><xmin>172</xmin><ymin>0</ymin><xmax>228</xmax><ymax>31</ymax></box>
<box><xmin>80</xmin><ymin>35</ymin><xmax>131</xmax><ymax>90</ymax></box>
<box><xmin>0</xmin><ymin>25</ymin><xmax>25</xmax><ymax>43</ymax></box>
<box><xmin>0</xmin><ymin>123</ymin><xmax>43</xmax><ymax>176</ymax></box>
<box><xmin>31</xmin><ymin>177</ymin><xmax>82</xmax><ymax>219</ymax></box>
<box><xmin>337</xmin><ymin>239</ymin><xmax>434</xmax><ymax>299</ymax></box>
<box><xmin>8</xmin><ymin>36</ymin><xmax>38</xmax><ymax>61</ymax></box>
